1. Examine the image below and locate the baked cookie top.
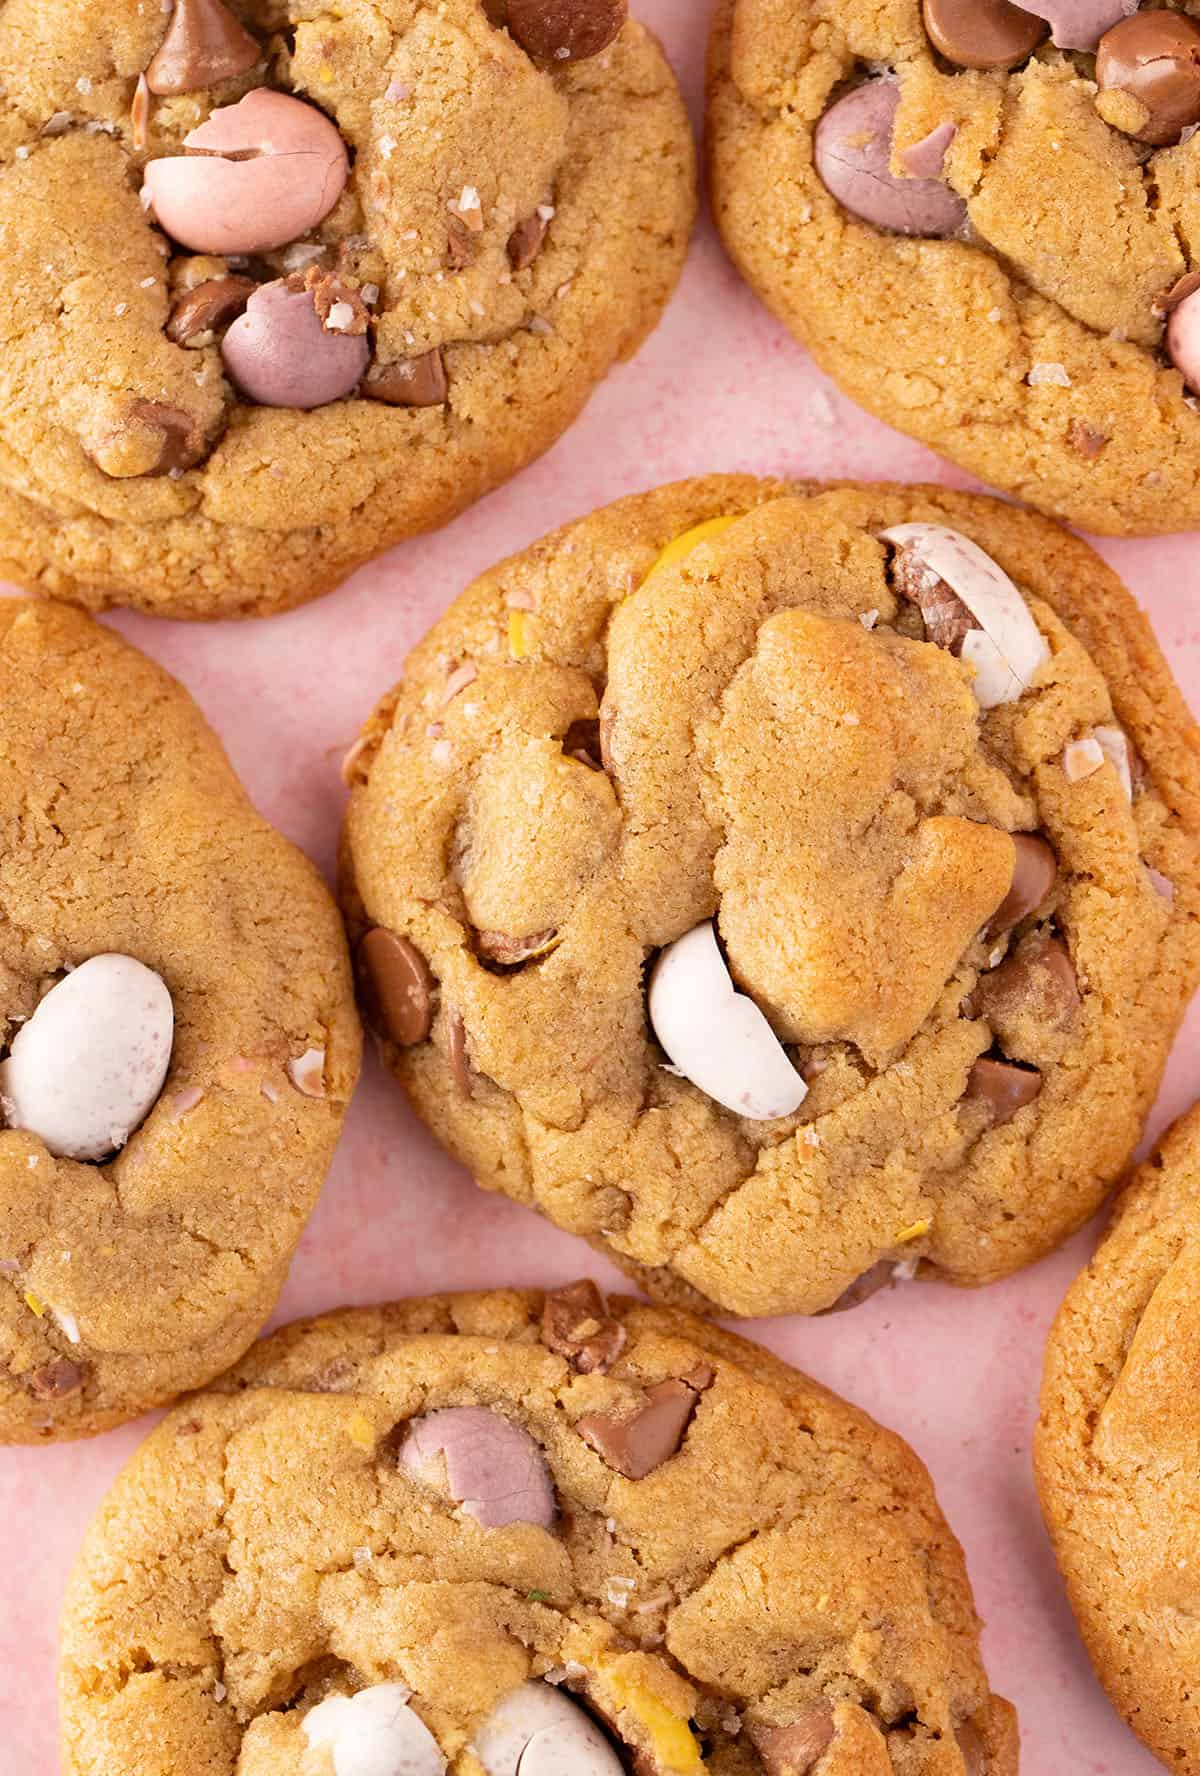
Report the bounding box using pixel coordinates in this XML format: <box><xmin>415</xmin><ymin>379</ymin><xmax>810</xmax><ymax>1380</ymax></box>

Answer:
<box><xmin>708</xmin><ymin>0</ymin><xmax>1200</xmax><ymax>536</ymax></box>
<box><xmin>341</xmin><ymin>475</ymin><xmax>1200</xmax><ymax>1319</ymax></box>
<box><xmin>1037</xmin><ymin>1103</ymin><xmax>1200</xmax><ymax>1771</ymax></box>
<box><xmin>0</xmin><ymin>601</ymin><xmax>360</xmax><ymax>1442</ymax></box>
<box><xmin>59</xmin><ymin>1284</ymin><xmax>1017</xmax><ymax>1776</ymax></box>
<box><xmin>0</xmin><ymin>0</ymin><xmax>693</xmax><ymax>618</ymax></box>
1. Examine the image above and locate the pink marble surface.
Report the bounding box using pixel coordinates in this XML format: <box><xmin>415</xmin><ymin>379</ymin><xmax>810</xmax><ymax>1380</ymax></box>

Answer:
<box><xmin>3</xmin><ymin>3</ymin><xmax>1199</xmax><ymax>1769</ymax></box>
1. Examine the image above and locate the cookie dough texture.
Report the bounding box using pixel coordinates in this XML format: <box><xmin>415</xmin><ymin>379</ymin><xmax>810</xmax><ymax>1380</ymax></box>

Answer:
<box><xmin>341</xmin><ymin>475</ymin><xmax>1200</xmax><ymax>1318</ymax></box>
<box><xmin>0</xmin><ymin>602</ymin><xmax>360</xmax><ymax>1442</ymax></box>
<box><xmin>0</xmin><ymin>2</ymin><xmax>694</xmax><ymax>619</ymax></box>
<box><xmin>59</xmin><ymin>1287</ymin><xmax>1018</xmax><ymax>1776</ymax></box>
<box><xmin>708</xmin><ymin>0</ymin><xmax>1200</xmax><ymax>535</ymax></box>
<box><xmin>1037</xmin><ymin>1104</ymin><xmax>1200</xmax><ymax>1772</ymax></box>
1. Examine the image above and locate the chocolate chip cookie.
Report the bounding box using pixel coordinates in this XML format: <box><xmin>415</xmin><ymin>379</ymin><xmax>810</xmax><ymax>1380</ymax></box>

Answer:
<box><xmin>0</xmin><ymin>0</ymin><xmax>694</xmax><ymax>618</ymax></box>
<box><xmin>0</xmin><ymin>601</ymin><xmax>360</xmax><ymax>1442</ymax></box>
<box><xmin>1036</xmin><ymin>1103</ymin><xmax>1200</xmax><ymax>1772</ymax></box>
<box><xmin>341</xmin><ymin>475</ymin><xmax>1200</xmax><ymax>1318</ymax></box>
<box><xmin>708</xmin><ymin>0</ymin><xmax>1200</xmax><ymax>535</ymax></box>
<box><xmin>59</xmin><ymin>1283</ymin><xmax>1018</xmax><ymax>1775</ymax></box>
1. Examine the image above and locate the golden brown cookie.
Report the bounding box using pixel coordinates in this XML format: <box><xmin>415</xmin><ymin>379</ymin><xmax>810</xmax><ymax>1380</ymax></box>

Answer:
<box><xmin>341</xmin><ymin>476</ymin><xmax>1200</xmax><ymax>1318</ymax></box>
<box><xmin>707</xmin><ymin>0</ymin><xmax>1200</xmax><ymax>535</ymax></box>
<box><xmin>1037</xmin><ymin>1104</ymin><xmax>1200</xmax><ymax>1773</ymax></box>
<box><xmin>0</xmin><ymin>0</ymin><xmax>694</xmax><ymax>618</ymax></box>
<box><xmin>59</xmin><ymin>1284</ymin><xmax>1018</xmax><ymax>1776</ymax></box>
<box><xmin>0</xmin><ymin>601</ymin><xmax>360</xmax><ymax>1442</ymax></box>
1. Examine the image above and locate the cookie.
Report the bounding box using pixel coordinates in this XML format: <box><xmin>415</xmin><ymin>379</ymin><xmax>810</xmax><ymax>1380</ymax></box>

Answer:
<box><xmin>708</xmin><ymin>0</ymin><xmax>1200</xmax><ymax>536</ymax></box>
<box><xmin>341</xmin><ymin>475</ymin><xmax>1200</xmax><ymax>1319</ymax></box>
<box><xmin>0</xmin><ymin>1</ymin><xmax>694</xmax><ymax>619</ymax></box>
<box><xmin>58</xmin><ymin>1283</ymin><xmax>1018</xmax><ymax>1775</ymax></box>
<box><xmin>0</xmin><ymin>601</ymin><xmax>360</xmax><ymax>1442</ymax></box>
<box><xmin>1037</xmin><ymin>1103</ymin><xmax>1200</xmax><ymax>1771</ymax></box>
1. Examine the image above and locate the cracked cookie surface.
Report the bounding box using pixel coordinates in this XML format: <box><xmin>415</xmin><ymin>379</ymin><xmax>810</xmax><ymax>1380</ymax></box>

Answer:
<box><xmin>0</xmin><ymin>0</ymin><xmax>693</xmax><ymax>618</ymax></box>
<box><xmin>1037</xmin><ymin>1102</ymin><xmax>1200</xmax><ymax>1773</ymax></box>
<box><xmin>58</xmin><ymin>1285</ymin><xmax>1018</xmax><ymax>1776</ymax></box>
<box><xmin>0</xmin><ymin>601</ymin><xmax>360</xmax><ymax>1442</ymax></box>
<box><xmin>708</xmin><ymin>0</ymin><xmax>1200</xmax><ymax>535</ymax></box>
<box><xmin>341</xmin><ymin>475</ymin><xmax>1200</xmax><ymax>1318</ymax></box>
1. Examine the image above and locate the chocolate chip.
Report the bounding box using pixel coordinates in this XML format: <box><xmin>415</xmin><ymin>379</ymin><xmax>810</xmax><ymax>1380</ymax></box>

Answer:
<box><xmin>964</xmin><ymin>1056</ymin><xmax>1043</xmax><ymax>1123</ymax></box>
<box><xmin>890</xmin><ymin>545</ymin><xmax>974</xmax><ymax>652</ymax></box>
<box><xmin>363</xmin><ymin>350</ymin><xmax>448</xmax><ymax>408</ymax></box>
<box><xmin>747</xmin><ymin>1709</ymin><xmax>836</xmax><ymax>1776</ymax></box>
<box><xmin>988</xmin><ymin>834</ymin><xmax>1058</xmax><ymax>934</ymax></box>
<box><xmin>540</xmin><ymin>1280</ymin><xmax>627</xmax><ymax>1373</ymax></box>
<box><xmin>1067</xmin><ymin>419</ymin><xmax>1108</xmax><ymax>459</ymax></box>
<box><xmin>508</xmin><ymin>212</ymin><xmax>549</xmax><ymax>271</ymax></box>
<box><xmin>969</xmin><ymin>932</ymin><xmax>1080</xmax><ymax>1031</ymax></box>
<box><xmin>357</xmin><ymin>928</ymin><xmax>434</xmax><ymax>1047</ymax></box>
<box><xmin>922</xmin><ymin>0</ymin><xmax>1047</xmax><ymax>69</ymax></box>
<box><xmin>503</xmin><ymin>0</ymin><xmax>628</xmax><ymax>62</ymax></box>
<box><xmin>576</xmin><ymin>1366</ymin><xmax>712</xmax><ymax>1479</ymax></box>
<box><xmin>447</xmin><ymin>215</ymin><xmax>477</xmax><ymax>269</ymax></box>
<box><xmin>24</xmin><ymin>1357</ymin><xmax>85</xmax><ymax>1401</ymax></box>
<box><xmin>92</xmin><ymin>400</ymin><xmax>204</xmax><ymax>478</ymax></box>
<box><xmin>1096</xmin><ymin>11</ymin><xmax>1200</xmax><ymax>146</ymax></box>
<box><xmin>818</xmin><ymin>1260</ymin><xmax>895</xmax><ymax>1315</ymax></box>
<box><xmin>476</xmin><ymin>927</ymin><xmax>558</xmax><ymax>966</ymax></box>
<box><xmin>145</xmin><ymin>0</ymin><xmax>261</xmax><ymax>96</ymax></box>
<box><xmin>448</xmin><ymin>1011</ymin><xmax>472</xmax><ymax>1096</ymax></box>
<box><xmin>166</xmin><ymin>274</ymin><xmax>255</xmax><ymax>346</ymax></box>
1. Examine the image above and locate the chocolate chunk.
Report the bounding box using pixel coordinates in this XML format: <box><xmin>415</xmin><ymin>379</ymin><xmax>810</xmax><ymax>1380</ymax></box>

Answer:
<box><xmin>363</xmin><ymin>350</ymin><xmax>448</xmax><ymax>408</ymax></box>
<box><xmin>476</xmin><ymin>927</ymin><xmax>558</xmax><ymax>966</ymax></box>
<box><xmin>576</xmin><ymin>1366</ymin><xmax>712</xmax><ymax>1479</ymax></box>
<box><xmin>448</xmin><ymin>1012</ymin><xmax>472</xmax><ymax>1096</ymax></box>
<box><xmin>889</xmin><ymin>545</ymin><xmax>974</xmax><ymax>652</ymax></box>
<box><xmin>357</xmin><ymin>928</ymin><xmax>434</xmax><ymax>1047</ymax></box>
<box><xmin>747</xmin><ymin>1709</ymin><xmax>836</xmax><ymax>1776</ymax></box>
<box><xmin>964</xmin><ymin>1056</ymin><xmax>1043</xmax><ymax>1123</ymax></box>
<box><xmin>819</xmin><ymin>1260</ymin><xmax>895</xmax><ymax>1315</ymax></box>
<box><xmin>167</xmin><ymin>274</ymin><xmax>255</xmax><ymax>346</ymax></box>
<box><xmin>1096</xmin><ymin>11</ymin><xmax>1200</xmax><ymax>146</ymax></box>
<box><xmin>504</xmin><ymin>0</ymin><xmax>628</xmax><ymax>62</ymax></box>
<box><xmin>145</xmin><ymin>0</ymin><xmax>261</xmax><ymax>96</ymax></box>
<box><xmin>447</xmin><ymin>215</ymin><xmax>477</xmax><ymax>270</ymax></box>
<box><xmin>969</xmin><ymin>932</ymin><xmax>1080</xmax><ymax>1032</ymax></box>
<box><xmin>562</xmin><ymin>718</ymin><xmax>603</xmax><ymax>769</ymax></box>
<box><xmin>922</xmin><ymin>0</ymin><xmax>1047</xmax><ymax>69</ymax></box>
<box><xmin>25</xmin><ymin>1357</ymin><xmax>85</xmax><ymax>1401</ymax></box>
<box><xmin>541</xmin><ymin>1280</ymin><xmax>627</xmax><ymax>1373</ymax></box>
<box><xmin>988</xmin><ymin>833</ymin><xmax>1057</xmax><ymax>934</ymax></box>
<box><xmin>91</xmin><ymin>400</ymin><xmax>205</xmax><ymax>478</ymax></box>
<box><xmin>509</xmin><ymin>212</ymin><xmax>549</xmax><ymax>271</ymax></box>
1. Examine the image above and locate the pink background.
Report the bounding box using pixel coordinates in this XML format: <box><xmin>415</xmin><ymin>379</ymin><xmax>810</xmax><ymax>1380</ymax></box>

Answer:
<box><xmin>4</xmin><ymin>3</ymin><xmax>1200</xmax><ymax>1767</ymax></box>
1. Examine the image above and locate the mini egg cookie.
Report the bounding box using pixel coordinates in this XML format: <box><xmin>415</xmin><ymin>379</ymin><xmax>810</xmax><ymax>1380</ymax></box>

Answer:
<box><xmin>59</xmin><ymin>1284</ymin><xmax>1018</xmax><ymax>1776</ymax></box>
<box><xmin>708</xmin><ymin>0</ymin><xmax>1200</xmax><ymax>535</ymax></box>
<box><xmin>1037</xmin><ymin>1104</ymin><xmax>1200</xmax><ymax>1772</ymax></box>
<box><xmin>0</xmin><ymin>601</ymin><xmax>360</xmax><ymax>1441</ymax></box>
<box><xmin>341</xmin><ymin>476</ymin><xmax>1200</xmax><ymax>1318</ymax></box>
<box><xmin>0</xmin><ymin>1</ymin><xmax>694</xmax><ymax>618</ymax></box>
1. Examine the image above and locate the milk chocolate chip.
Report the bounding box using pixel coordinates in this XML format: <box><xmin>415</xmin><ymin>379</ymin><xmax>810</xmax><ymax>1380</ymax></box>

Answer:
<box><xmin>509</xmin><ymin>212</ymin><xmax>550</xmax><ymax>270</ymax></box>
<box><xmin>965</xmin><ymin>1056</ymin><xmax>1043</xmax><ymax>1122</ymax></box>
<box><xmin>363</xmin><ymin>350</ymin><xmax>449</xmax><ymax>408</ymax></box>
<box><xmin>988</xmin><ymin>834</ymin><xmax>1057</xmax><ymax>933</ymax></box>
<box><xmin>25</xmin><ymin>1358</ymin><xmax>86</xmax><ymax>1402</ymax></box>
<box><xmin>166</xmin><ymin>274</ymin><xmax>255</xmax><ymax>346</ymax></box>
<box><xmin>819</xmin><ymin>1260</ymin><xmax>896</xmax><ymax>1315</ymax></box>
<box><xmin>540</xmin><ymin>1280</ymin><xmax>626</xmax><ymax>1373</ymax></box>
<box><xmin>504</xmin><ymin>0</ymin><xmax>628</xmax><ymax>63</ymax></box>
<box><xmin>476</xmin><ymin>927</ymin><xmax>559</xmax><ymax>966</ymax></box>
<box><xmin>357</xmin><ymin>928</ymin><xmax>434</xmax><ymax>1047</ymax></box>
<box><xmin>90</xmin><ymin>400</ymin><xmax>205</xmax><ymax>478</ymax></box>
<box><xmin>576</xmin><ymin>1366</ymin><xmax>713</xmax><ymax>1479</ymax></box>
<box><xmin>923</xmin><ymin>0</ymin><xmax>1047</xmax><ymax>69</ymax></box>
<box><xmin>145</xmin><ymin>0</ymin><xmax>261</xmax><ymax>96</ymax></box>
<box><xmin>747</xmin><ymin>1709</ymin><xmax>836</xmax><ymax>1776</ymax></box>
<box><xmin>1096</xmin><ymin>11</ymin><xmax>1200</xmax><ymax>145</ymax></box>
<box><xmin>970</xmin><ymin>933</ymin><xmax>1080</xmax><ymax>1031</ymax></box>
